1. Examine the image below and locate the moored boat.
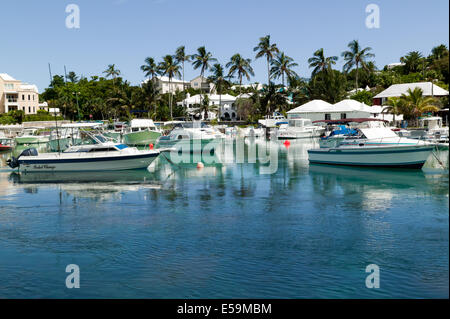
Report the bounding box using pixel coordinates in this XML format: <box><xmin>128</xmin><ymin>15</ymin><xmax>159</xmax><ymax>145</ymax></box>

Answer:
<box><xmin>122</xmin><ymin>119</ymin><xmax>162</xmax><ymax>145</ymax></box>
<box><xmin>7</xmin><ymin>132</ymin><xmax>163</xmax><ymax>172</ymax></box>
<box><xmin>15</xmin><ymin>128</ymin><xmax>50</xmax><ymax>144</ymax></box>
<box><xmin>308</xmin><ymin>119</ymin><xmax>435</xmax><ymax>169</ymax></box>
<box><xmin>276</xmin><ymin>118</ymin><xmax>324</xmax><ymax>139</ymax></box>
<box><xmin>0</xmin><ymin>132</ymin><xmax>14</xmax><ymax>151</ymax></box>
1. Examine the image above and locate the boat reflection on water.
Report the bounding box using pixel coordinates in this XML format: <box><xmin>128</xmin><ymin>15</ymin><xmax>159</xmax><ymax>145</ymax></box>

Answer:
<box><xmin>308</xmin><ymin>163</ymin><xmax>449</xmax><ymax>200</ymax></box>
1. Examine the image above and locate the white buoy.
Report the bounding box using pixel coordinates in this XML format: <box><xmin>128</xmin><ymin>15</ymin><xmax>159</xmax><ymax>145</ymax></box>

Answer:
<box><xmin>197</xmin><ymin>162</ymin><xmax>204</xmax><ymax>169</ymax></box>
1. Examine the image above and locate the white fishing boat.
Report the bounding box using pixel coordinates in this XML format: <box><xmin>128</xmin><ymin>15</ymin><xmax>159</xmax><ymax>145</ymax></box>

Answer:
<box><xmin>258</xmin><ymin>112</ymin><xmax>288</xmax><ymax>128</ymax></box>
<box><xmin>7</xmin><ymin>132</ymin><xmax>163</xmax><ymax>172</ymax></box>
<box><xmin>308</xmin><ymin>119</ymin><xmax>435</xmax><ymax>169</ymax></box>
<box><xmin>276</xmin><ymin>118</ymin><xmax>325</xmax><ymax>139</ymax></box>
<box><xmin>15</xmin><ymin>127</ymin><xmax>50</xmax><ymax>144</ymax></box>
<box><xmin>122</xmin><ymin>119</ymin><xmax>162</xmax><ymax>145</ymax></box>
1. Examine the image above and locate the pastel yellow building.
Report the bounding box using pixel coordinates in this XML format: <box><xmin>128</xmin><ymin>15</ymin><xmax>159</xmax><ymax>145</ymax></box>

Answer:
<box><xmin>0</xmin><ymin>73</ymin><xmax>40</xmax><ymax>114</ymax></box>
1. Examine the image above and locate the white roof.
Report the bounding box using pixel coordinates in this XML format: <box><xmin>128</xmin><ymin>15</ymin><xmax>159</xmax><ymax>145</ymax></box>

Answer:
<box><xmin>333</xmin><ymin>99</ymin><xmax>382</xmax><ymax>113</ymax></box>
<box><xmin>61</xmin><ymin>122</ymin><xmax>102</xmax><ymax>128</ymax></box>
<box><xmin>374</xmin><ymin>82</ymin><xmax>449</xmax><ymax>98</ymax></box>
<box><xmin>287</xmin><ymin>100</ymin><xmax>333</xmax><ymax>113</ymax></box>
<box><xmin>154</xmin><ymin>76</ymin><xmax>188</xmax><ymax>84</ymax></box>
<box><xmin>129</xmin><ymin>119</ymin><xmax>156</xmax><ymax>127</ymax></box>
<box><xmin>20</xmin><ymin>83</ymin><xmax>39</xmax><ymax>93</ymax></box>
<box><xmin>0</xmin><ymin>73</ymin><xmax>17</xmax><ymax>81</ymax></box>
<box><xmin>178</xmin><ymin>93</ymin><xmax>236</xmax><ymax>105</ymax></box>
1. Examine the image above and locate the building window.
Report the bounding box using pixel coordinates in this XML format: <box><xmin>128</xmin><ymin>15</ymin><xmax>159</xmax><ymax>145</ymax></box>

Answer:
<box><xmin>340</xmin><ymin>113</ymin><xmax>346</xmax><ymax>119</ymax></box>
<box><xmin>28</xmin><ymin>107</ymin><xmax>31</xmax><ymax>113</ymax></box>
<box><xmin>22</xmin><ymin>95</ymin><xmax>25</xmax><ymax>100</ymax></box>
<box><xmin>33</xmin><ymin>107</ymin><xmax>35</xmax><ymax>113</ymax></box>
<box><xmin>325</xmin><ymin>114</ymin><xmax>331</xmax><ymax>120</ymax></box>
<box><xmin>33</xmin><ymin>95</ymin><xmax>35</xmax><ymax>101</ymax></box>
<box><xmin>4</xmin><ymin>83</ymin><xmax>14</xmax><ymax>90</ymax></box>
<box><xmin>28</xmin><ymin>95</ymin><xmax>30</xmax><ymax>101</ymax></box>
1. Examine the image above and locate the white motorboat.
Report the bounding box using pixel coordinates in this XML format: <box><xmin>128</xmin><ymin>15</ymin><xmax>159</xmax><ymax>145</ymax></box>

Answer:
<box><xmin>276</xmin><ymin>118</ymin><xmax>324</xmax><ymax>139</ymax></box>
<box><xmin>15</xmin><ymin>127</ymin><xmax>50</xmax><ymax>144</ymax></box>
<box><xmin>258</xmin><ymin>112</ymin><xmax>288</xmax><ymax>128</ymax></box>
<box><xmin>308</xmin><ymin>119</ymin><xmax>435</xmax><ymax>169</ymax></box>
<box><xmin>7</xmin><ymin>132</ymin><xmax>163</xmax><ymax>172</ymax></box>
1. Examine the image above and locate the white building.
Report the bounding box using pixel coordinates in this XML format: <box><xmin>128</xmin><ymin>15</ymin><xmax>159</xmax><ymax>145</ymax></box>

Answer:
<box><xmin>373</xmin><ymin>82</ymin><xmax>449</xmax><ymax>105</ymax></box>
<box><xmin>287</xmin><ymin>99</ymin><xmax>401</xmax><ymax>123</ymax></box>
<box><xmin>177</xmin><ymin>93</ymin><xmax>237</xmax><ymax>120</ymax></box>
<box><xmin>146</xmin><ymin>76</ymin><xmax>189</xmax><ymax>94</ymax></box>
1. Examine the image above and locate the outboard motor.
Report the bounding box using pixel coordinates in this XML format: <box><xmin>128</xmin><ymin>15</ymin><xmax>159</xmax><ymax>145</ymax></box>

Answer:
<box><xmin>6</xmin><ymin>147</ymin><xmax>38</xmax><ymax>169</ymax></box>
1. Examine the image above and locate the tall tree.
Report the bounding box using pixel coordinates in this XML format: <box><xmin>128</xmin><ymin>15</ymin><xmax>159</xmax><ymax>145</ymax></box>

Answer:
<box><xmin>401</xmin><ymin>51</ymin><xmax>424</xmax><ymax>74</ymax></box>
<box><xmin>208</xmin><ymin>63</ymin><xmax>229</xmax><ymax>114</ymax></box>
<box><xmin>341</xmin><ymin>40</ymin><xmax>375</xmax><ymax>90</ymax></box>
<box><xmin>270</xmin><ymin>52</ymin><xmax>298</xmax><ymax>87</ymax></box>
<box><xmin>67</xmin><ymin>71</ymin><xmax>79</xmax><ymax>83</ymax></box>
<box><xmin>226</xmin><ymin>54</ymin><xmax>255</xmax><ymax>94</ymax></box>
<box><xmin>308</xmin><ymin>48</ymin><xmax>338</xmax><ymax>78</ymax></box>
<box><xmin>103</xmin><ymin>64</ymin><xmax>121</xmax><ymax>91</ymax></box>
<box><xmin>140</xmin><ymin>57</ymin><xmax>159</xmax><ymax>79</ymax></box>
<box><xmin>253</xmin><ymin>35</ymin><xmax>279</xmax><ymax>85</ymax></box>
<box><xmin>158</xmin><ymin>55</ymin><xmax>181</xmax><ymax>120</ymax></box>
<box><xmin>191</xmin><ymin>46</ymin><xmax>217</xmax><ymax>82</ymax></box>
<box><xmin>174</xmin><ymin>46</ymin><xmax>191</xmax><ymax>91</ymax></box>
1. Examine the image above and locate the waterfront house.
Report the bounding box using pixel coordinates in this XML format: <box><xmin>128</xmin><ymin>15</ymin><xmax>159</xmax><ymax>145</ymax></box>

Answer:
<box><xmin>0</xmin><ymin>73</ymin><xmax>40</xmax><ymax>115</ymax></box>
<box><xmin>373</xmin><ymin>82</ymin><xmax>449</xmax><ymax>105</ymax></box>
<box><xmin>287</xmin><ymin>99</ymin><xmax>401</xmax><ymax>123</ymax></box>
<box><xmin>177</xmin><ymin>93</ymin><xmax>237</xmax><ymax>120</ymax></box>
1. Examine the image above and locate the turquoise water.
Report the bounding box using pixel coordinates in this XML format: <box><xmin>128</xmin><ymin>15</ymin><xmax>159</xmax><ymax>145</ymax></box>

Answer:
<box><xmin>0</xmin><ymin>139</ymin><xmax>448</xmax><ymax>298</ymax></box>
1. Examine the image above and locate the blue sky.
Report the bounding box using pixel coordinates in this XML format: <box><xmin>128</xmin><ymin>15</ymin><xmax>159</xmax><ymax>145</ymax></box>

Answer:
<box><xmin>1</xmin><ymin>0</ymin><xmax>448</xmax><ymax>92</ymax></box>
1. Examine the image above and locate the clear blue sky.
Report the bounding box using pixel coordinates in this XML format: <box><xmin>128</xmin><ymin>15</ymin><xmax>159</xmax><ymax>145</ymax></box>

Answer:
<box><xmin>1</xmin><ymin>0</ymin><xmax>448</xmax><ymax>92</ymax></box>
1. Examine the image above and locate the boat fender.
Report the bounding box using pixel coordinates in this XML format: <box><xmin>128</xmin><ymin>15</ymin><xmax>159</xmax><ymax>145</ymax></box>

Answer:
<box><xmin>149</xmin><ymin>143</ymin><xmax>154</xmax><ymax>150</ymax></box>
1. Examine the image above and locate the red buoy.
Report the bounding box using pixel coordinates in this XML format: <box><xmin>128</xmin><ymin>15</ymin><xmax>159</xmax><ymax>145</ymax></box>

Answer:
<box><xmin>149</xmin><ymin>143</ymin><xmax>154</xmax><ymax>150</ymax></box>
<box><xmin>283</xmin><ymin>140</ymin><xmax>290</xmax><ymax>148</ymax></box>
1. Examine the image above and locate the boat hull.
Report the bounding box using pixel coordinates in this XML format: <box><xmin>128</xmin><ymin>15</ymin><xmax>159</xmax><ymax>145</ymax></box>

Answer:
<box><xmin>123</xmin><ymin>130</ymin><xmax>161</xmax><ymax>145</ymax></box>
<box><xmin>308</xmin><ymin>145</ymin><xmax>434</xmax><ymax>169</ymax></box>
<box><xmin>17</xmin><ymin>151</ymin><xmax>159</xmax><ymax>172</ymax></box>
<box><xmin>15</xmin><ymin>136</ymin><xmax>49</xmax><ymax>144</ymax></box>
<box><xmin>277</xmin><ymin>129</ymin><xmax>324</xmax><ymax>139</ymax></box>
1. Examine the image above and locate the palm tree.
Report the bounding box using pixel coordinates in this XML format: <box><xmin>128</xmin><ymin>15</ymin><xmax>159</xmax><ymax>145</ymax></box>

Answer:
<box><xmin>308</xmin><ymin>48</ymin><xmax>338</xmax><ymax>78</ymax></box>
<box><xmin>208</xmin><ymin>63</ymin><xmax>229</xmax><ymax>115</ymax></box>
<box><xmin>140</xmin><ymin>57</ymin><xmax>159</xmax><ymax>79</ymax></box>
<box><xmin>194</xmin><ymin>95</ymin><xmax>217</xmax><ymax>120</ymax></box>
<box><xmin>103</xmin><ymin>64</ymin><xmax>121</xmax><ymax>91</ymax></box>
<box><xmin>270</xmin><ymin>52</ymin><xmax>298</xmax><ymax>87</ymax></box>
<box><xmin>399</xmin><ymin>88</ymin><xmax>440</xmax><ymax>123</ymax></box>
<box><xmin>174</xmin><ymin>46</ymin><xmax>191</xmax><ymax>91</ymax></box>
<box><xmin>67</xmin><ymin>71</ymin><xmax>79</xmax><ymax>83</ymax></box>
<box><xmin>158</xmin><ymin>55</ymin><xmax>181</xmax><ymax>120</ymax></box>
<box><xmin>430</xmin><ymin>44</ymin><xmax>449</xmax><ymax>60</ymax></box>
<box><xmin>382</xmin><ymin>97</ymin><xmax>403</xmax><ymax>123</ymax></box>
<box><xmin>141</xmin><ymin>79</ymin><xmax>161</xmax><ymax>118</ymax></box>
<box><xmin>253</xmin><ymin>35</ymin><xmax>279</xmax><ymax>85</ymax></box>
<box><xmin>260</xmin><ymin>82</ymin><xmax>288</xmax><ymax>115</ymax></box>
<box><xmin>401</xmin><ymin>51</ymin><xmax>424</xmax><ymax>74</ymax></box>
<box><xmin>226</xmin><ymin>54</ymin><xmax>255</xmax><ymax>94</ymax></box>
<box><xmin>341</xmin><ymin>40</ymin><xmax>375</xmax><ymax>90</ymax></box>
<box><xmin>191</xmin><ymin>46</ymin><xmax>217</xmax><ymax>83</ymax></box>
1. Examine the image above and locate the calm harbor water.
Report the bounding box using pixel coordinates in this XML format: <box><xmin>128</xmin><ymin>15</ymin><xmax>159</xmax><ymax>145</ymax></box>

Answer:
<box><xmin>0</xmin><ymin>139</ymin><xmax>448</xmax><ymax>298</ymax></box>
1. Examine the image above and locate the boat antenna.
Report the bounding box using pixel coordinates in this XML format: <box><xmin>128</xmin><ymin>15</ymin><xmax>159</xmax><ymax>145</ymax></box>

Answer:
<box><xmin>48</xmin><ymin>63</ymin><xmax>61</xmax><ymax>153</ymax></box>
